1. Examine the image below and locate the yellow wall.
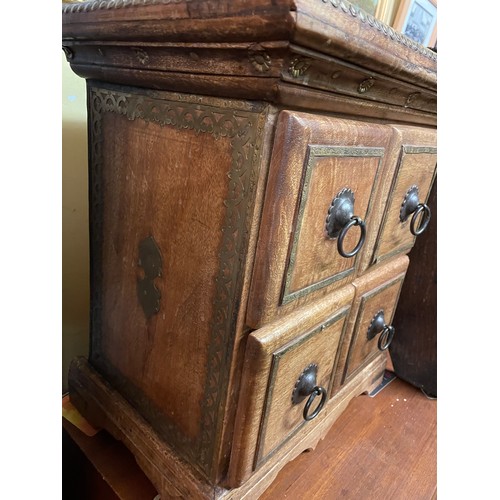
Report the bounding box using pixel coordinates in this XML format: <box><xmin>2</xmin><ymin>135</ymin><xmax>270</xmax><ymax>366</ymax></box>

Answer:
<box><xmin>62</xmin><ymin>54</ymin><xmax>89</xmax><ymax>392</ymax></box>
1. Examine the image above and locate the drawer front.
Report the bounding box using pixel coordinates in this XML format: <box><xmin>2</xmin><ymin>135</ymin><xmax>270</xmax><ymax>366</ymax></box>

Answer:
<box><xmin>230</xmin><ymin>285</ymin><xmax>354</xmax><ymax>486</ymax></box>
<box><xmin>369</xmin><ymin>125</ymin><xmax>437</xmax><ymax>265</ymax></box>
<box><xmin>334</xmin><ymin>255</ymin><xmax>409</xmax><ymax>389</ymax></box>
<box><xmin>247</xmin><ymin>111</ymin><xmax>394</xmax><ymax>328</ymax></box>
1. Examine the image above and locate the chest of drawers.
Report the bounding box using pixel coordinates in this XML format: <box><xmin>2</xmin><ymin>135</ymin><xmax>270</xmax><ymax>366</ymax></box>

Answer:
<box><xmin>63</xmin><ymin>1</ymin><xmax>437</xmax><ymax>497</ymax></box>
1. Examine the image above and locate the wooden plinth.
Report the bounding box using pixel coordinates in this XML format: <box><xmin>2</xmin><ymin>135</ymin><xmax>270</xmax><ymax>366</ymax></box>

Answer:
<box><xmin>68</xmin><ymin>354</ymin><xmax>386</xmax><ymax>499</ymax></box>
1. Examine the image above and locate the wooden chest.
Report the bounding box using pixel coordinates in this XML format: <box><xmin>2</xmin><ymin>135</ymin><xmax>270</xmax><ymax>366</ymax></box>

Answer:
<box><xmin>62</xmin><ymin>1</ymin><xmax>437</xmax><ymax>497</ymax></box>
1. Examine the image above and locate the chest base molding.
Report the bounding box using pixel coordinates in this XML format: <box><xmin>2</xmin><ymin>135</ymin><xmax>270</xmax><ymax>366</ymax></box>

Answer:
<box><xmin>68</xmin><ymin>353</ymin><xmax>386</xmax><ymax>499</ymax></box>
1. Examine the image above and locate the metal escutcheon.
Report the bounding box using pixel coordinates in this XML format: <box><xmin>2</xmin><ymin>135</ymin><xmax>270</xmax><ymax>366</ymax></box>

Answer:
<box><xmin>291</xmin><ymin>364</ymin><xmax>327</xmax><ymax>422</ymax></box>
<box><xmin>367</xmin><ymin>310</ymin><xmax>395</xmax><ymax>351</ymax></box>
<box><xmin>400</xmin><ymin>185</ymin><xmax>431</xmax><ymax>236</ymax></box>
<box><xmin>325</xmin><ymin>188</ymin><xmax>366</xmax><ymax>258</ymax></box>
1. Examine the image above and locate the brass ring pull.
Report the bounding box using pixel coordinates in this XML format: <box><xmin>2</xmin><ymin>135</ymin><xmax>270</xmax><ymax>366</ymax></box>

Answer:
<box><xmin>410</xmin><ymin>203</ymin><xmax>431</xmax><ymax>236</ymax></box>
<box><xmin>400</xmin><ymin>185</ymin><xmax>432</xmax><ymax>236</ymax></box>
<box><xmin>303</xmin><ymin>386</ymin><xmax>327</xmax><ymax>421</ymax></box>
<box><xmin>326</xmin><ymin>188</ymin><xmax>366</xmax><ymax>259</ymax></box>
<box><xmin>367</xmin><ymin>310</ymin><xmax>396</xmax><ymax>352</ymax></box>
<box><xmin>378</xmin><ymin>325</ymin><xmax>395</xmax><ymax>351</ymax></box>
<box><xmin>337</xmin><ymin>216</ymin><xmax>366</xmax><ymax>258</ymax></box>
<box><xmin>292</xmin><ymin>364</ymin><xmax>328</xmax><ymax>422</ymax></box>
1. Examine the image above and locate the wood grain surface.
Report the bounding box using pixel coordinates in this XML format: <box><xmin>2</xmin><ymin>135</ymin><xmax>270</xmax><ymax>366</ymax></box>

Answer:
<box><xmin>292</xmin><ymin>1</ymin><xmax>436</xmax><ymax>89</ymax></box>
<box><xmin>369</xmin><ymin>125</ymin><xmax>437</xmax><ymax>266</ymax></box>
<box><xmin>343</xmin><ymin>259</ymin><xmax>408</xmax><ymax>385</ymax></box>
<box><xmin>333</xmin><ymin>255</ymin><xmax>409</xmax><ymax>391</ymax></box>
<box><xmin>98</xmin><ymin>109</ymin><xmax>231</xmax><ymax>439</ymax></box>
<box><xmin>61</xmin><ymin>1</ymin><xmax>438</xmax><ymax>496</ymax></box>
<box><xmin>246</xmin><ymin>111</ymin><xmax>394</xmax><ymax>328</ymax></box>
<box><xmin>87</xmin><ymin>83</ymin><xmax>271</xmax><ymax>481</ymax></box>
<box><xmin>62</xmin><ymin>1</ymin><xmax>436</xmax><ymax>124</ymax></box>
<box><xmin>62</xmin><ymin>0</ymin><xmax>294</xmax><ymax>42</ymax></box>
<box><xmin>260</xmin><ymin>376</ymin><xmax>437</xmax><ymax>500</ymax></box>
<box><xmin>276</xmin><ymin>82</ymin><xmax>437</xmax><ymax>127</ymax></box>
<box><xmin>230</xmin><ymin>284</ymin><xmax>354</xmax><ymax>484</ymax></box>
<box><xmin>62</xmin><ymin>0</ymin><xmax>436</xmax><ymax>89</ymax></box>
<box><xmin>63</xmin><ymin>376</ymin><xmax>436</xmax><ymax>500</ymax></box>
<box><xmin>69</xmin><ymin>357</ymin><xmax>216</xmax><ymax>499</ymax></box>
<box><xmin>69</xmin><ymin>348</ymin><xmax>387</xmax><ymax>498</ymax></box>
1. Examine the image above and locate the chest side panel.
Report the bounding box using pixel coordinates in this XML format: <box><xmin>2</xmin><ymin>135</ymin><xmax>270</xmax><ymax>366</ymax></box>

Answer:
<box><xmin>88</xmin><ymin>84</ymin><xmax>266</xmax><ymax>479</ymax></box>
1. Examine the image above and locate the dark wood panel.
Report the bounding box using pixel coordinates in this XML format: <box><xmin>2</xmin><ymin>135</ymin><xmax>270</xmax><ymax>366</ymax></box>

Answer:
<box><xmin>390</xmin><ymin>177</ymin><xmax>437</xmax><ymax>397</ymax></box>
<box><xmin>62</xmin><ymin>0</ymin><xmax>436</xmax><ymax>92</ymax></box>
<box><xmin>63</xmin><ymin>420</ymin><xmax>157</xmax><ymax>500</ymax></box>
<box><xmin>62</xmin><ymin>0</ymin><xmax>294</xmax><ymax>42</ymax></box>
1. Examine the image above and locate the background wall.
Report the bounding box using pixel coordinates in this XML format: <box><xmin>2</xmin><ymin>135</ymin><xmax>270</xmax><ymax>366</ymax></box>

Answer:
<box><xmin>62</xmin><ymin>54</ymin><xmax>89</xmax><ymax>393</ymax></box>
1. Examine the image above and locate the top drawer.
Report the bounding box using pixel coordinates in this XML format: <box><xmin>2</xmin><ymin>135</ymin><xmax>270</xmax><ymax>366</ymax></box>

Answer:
<box><xmin>362</xmin><ymin>124</ymin><xmax>437</xmax><ymax>267</ymax></box>
<box><xmin>247</xmin><ymin>111</ymin><xmax>394</xmax><ymax>328</ymax></box>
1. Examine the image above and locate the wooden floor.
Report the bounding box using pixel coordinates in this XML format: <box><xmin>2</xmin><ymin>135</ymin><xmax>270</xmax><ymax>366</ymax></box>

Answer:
<box><xmin>62</xmin><ymin>375</ymin><xmax>436</xmax><ymax>500</ymax></box>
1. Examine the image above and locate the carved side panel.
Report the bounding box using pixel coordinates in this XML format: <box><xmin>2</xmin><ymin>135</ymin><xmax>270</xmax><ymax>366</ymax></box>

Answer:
<box><xmin>87</xmin><ymin>83</ymin><xmax>266</xmax><ymax>480</ymax></box>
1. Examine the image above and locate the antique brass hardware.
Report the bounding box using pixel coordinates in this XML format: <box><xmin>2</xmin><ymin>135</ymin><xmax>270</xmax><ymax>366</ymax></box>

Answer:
<box><xmin>400</xmin><ymin>185</ymin><xmax>431</xmax><ymax>236</ymax></box>
<box><xmin>367</xmin><ymin>310</ymin><xmax>395</xmax><ymax>351</ymax></box>
<box><xmin>292</xmin><ymin>364</ymin><xmax>327</xmax><ymax>421</ymax></box>
<box><xmin>326</xmin><ymin>188</ymin><xmax>367</xmax><ymax>258</ymax></box>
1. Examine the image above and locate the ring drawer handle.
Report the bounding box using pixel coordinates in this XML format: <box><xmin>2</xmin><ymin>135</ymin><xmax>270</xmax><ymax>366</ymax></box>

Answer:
<box><xmin>400</xmin><ymin>185</ymin><xmax>432</xmax><ymax>236</ymax></box>
<box><xmin>337</xmin><ymin>216</ymin><xmax>366</xmax><ymax>258</ymax></box>
<box><xmin>292</xmin><ymin>363</ymin><xmax>327</xmax><ymax>422</ymax></box>
<box><xmin>303</xmin><ymin>386</ymin><xmax>327</xmax><ymax>421</ymax></box>
<box><xmin>367</xmin><ymin>310</ymin><xmax>396</xmax><ymax>351</ymax></box>
<box><xmin>325</xmin><ymin>188</ymin><xmax>367</xmax><ymax>258</ymax></box>
<box><xmin>377</xmin><ymin>325</ymin><xmax>395</xmax><ymax>351</ymax></box>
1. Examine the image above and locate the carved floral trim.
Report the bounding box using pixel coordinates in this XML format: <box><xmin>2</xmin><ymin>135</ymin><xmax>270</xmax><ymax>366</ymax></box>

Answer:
<box><xmin>62</xmin><ymin>0</ymin><xmax>436</xmax><ymax>65</ymax></box>
<box><xmin>62</xmin><ymin>0</ymin><xmax>187</xmax><ymax>14</ymax></box>
<box><xmin>289</xmin><ymin>56</ymin><xmax>312</xmax><ymax>78</ymax></box>
<box><xmin>248</xmin><ymin>45</ymin><xmax>272</xmax><ymax>73</ymax></box>
<box><xmin>89</xmin><ymin>86</ymin><xmax>263</xmax><ymax>479</ymax></box>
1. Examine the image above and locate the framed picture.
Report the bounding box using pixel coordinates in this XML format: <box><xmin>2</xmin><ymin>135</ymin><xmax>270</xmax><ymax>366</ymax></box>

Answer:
<box><xmin>393</xmin><ymin>0</ymin><xmax>437</xmax><ymax>48</ymax></box>
<box><xmin>353</xmin><ymin>0</ymin><xmax>401</xmax><ymax>26</ymax></box>
<box><xmin>352</xmin><ymin>0</ymin><xmax>380</xmax><ymax>16</ymax></box>
<box><xmin>374</xmin><ymin>0</ymin><xmax>401</xmax><ymax>26</ymax></box>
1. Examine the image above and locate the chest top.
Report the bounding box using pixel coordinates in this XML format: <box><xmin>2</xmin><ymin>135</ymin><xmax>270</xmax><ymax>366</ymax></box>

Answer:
<box><xmin>62</xmin><ymin>0</ymin><xmax>436</xmax><ymax>126</ymax></box>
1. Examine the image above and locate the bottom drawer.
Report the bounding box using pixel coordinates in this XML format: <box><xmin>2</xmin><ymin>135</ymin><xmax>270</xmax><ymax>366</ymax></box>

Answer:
<box><xmin>334</xmin><ymin>255</ymin><xmax>409</xmax><ymax>390</ymax></box>
<box><xmin>229</xmin><ymin>285</ymin><xmax>354</xmax><ymax>486</ymax></box>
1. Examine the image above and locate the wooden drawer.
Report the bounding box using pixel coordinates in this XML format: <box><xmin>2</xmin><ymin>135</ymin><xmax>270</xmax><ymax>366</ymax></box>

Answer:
<box><xmin>365</xmin><ymin>125</ymin><xmax>437</xmax><ymax>267</ymax></box>
<box><xmin>230</xmin><ymin>285</ymin><xmax>354</xmax><ymax>486</ymax></box>
<box><xmin>247</xmin><ymin>111</ymin><xmax>394</xmax><ymax>328</ymax></box>
<box><xmin>334</xmin><ymin>255</ymin><xmax>409</xmax><ymax>390</ymax></box>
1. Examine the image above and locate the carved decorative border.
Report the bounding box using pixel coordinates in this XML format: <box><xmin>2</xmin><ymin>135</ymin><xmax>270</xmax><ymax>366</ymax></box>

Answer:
<box><xmin>88</xmin><ymin>85</ymin><xmax>263</xmax><ymax>479</ymax></box>
<box><xmin>62</xmin><ymin>0</ymin><xmax>187</xmax><ymax>14</ymax></box>
<box><xmin>88</xmin><ymin>85</ymin><xmax>104</xmax><ymax>365</ymax></box>
<box><xmin>285</xmin><ymin>47</ymin><xmax>436</xmax><ymax>113</ymax></box>
<box><xmin>62</xmin><ymin>0</ymin><xmax>436</xmax><ymax>66</ymax></box>
<box><xmin>319</xmin><ymin>0</ymin><xmax>437</xmax><ymax>61</ymax></box>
